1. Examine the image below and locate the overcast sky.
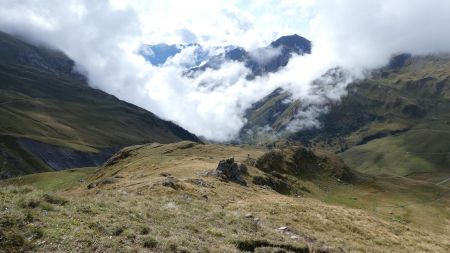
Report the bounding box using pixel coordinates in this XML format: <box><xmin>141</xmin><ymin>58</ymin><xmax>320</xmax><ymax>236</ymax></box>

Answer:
<box><xmin>1</xmin><ymin>0</ymin><xmax>450</xmax><ymax>141</ymax></box>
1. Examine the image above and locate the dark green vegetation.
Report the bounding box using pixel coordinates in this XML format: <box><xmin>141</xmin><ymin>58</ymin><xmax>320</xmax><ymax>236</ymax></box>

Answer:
<box><xmin>243</xmin><ymin>55</ymin><xmax>450</xmax><ymax>182</ymax></box>
<box><xmin>0</xmin><ymin>31</ymin><xmax>199</xmax><ymax>178</ymax></box>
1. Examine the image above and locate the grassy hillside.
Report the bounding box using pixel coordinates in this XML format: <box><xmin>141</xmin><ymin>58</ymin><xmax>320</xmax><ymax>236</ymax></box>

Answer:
<box><xmin>0</xmin><ymin>31</ymin><xmax>199</xmax><ymax>178</ymax></box>
<box><xmin>1</xmin><ymin>142</ymin><xmax>448</xmax><ymax>252</ymax></box>
<box><xmin>243</xmin><ymin>55</ymin><xmax>450</xmax><ymax>181</ymax></box>
<box><xmin>3</xmin><ymin>167</ymin><xmax>97</xmax><ymax>192</ymax></box>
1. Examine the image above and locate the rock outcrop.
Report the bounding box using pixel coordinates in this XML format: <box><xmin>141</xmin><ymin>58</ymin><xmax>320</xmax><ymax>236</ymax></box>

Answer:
<box><xmin>209</xmin><ymin>158</ymin><xmax>248</xmax><ymax>185</ymax></box>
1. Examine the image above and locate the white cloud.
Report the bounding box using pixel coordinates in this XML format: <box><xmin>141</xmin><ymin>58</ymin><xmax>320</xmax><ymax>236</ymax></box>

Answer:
<box><xmin>1</xmin><ymin>0</ymin><xmax>450</xmax><ymax>141</ymax></box>
<box><xmin>248</xmin><ymin>46</ymin><xmax>282</xmax><ymax>65</ymax></box>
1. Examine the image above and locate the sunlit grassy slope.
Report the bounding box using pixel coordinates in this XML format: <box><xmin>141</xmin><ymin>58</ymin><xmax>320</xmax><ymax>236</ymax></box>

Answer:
<box><xmin>1</xmin><ymin>141</ymin><xmax>448</xmax><ymax>252</ymax></box>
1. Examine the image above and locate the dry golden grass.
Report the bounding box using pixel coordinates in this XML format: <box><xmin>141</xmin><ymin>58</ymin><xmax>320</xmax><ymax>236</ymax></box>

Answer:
<box><xmin>1</xmin><ymin>141</ymin><xmax>449</xmax><ymax>252</ymax></box>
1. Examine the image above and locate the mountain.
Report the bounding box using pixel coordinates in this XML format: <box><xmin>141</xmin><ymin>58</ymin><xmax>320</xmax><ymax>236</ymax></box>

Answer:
<box><xmin>143</xmin><ymin>34</ymin><xmax>311</xmax><ymax>78</ymax></box>
<box><xmin>189</xmin><ymin>34</ymin><xmax>311</xmax><ymax>78</ymax></box>
<box><xmin>242</xmin><ymin>54</ymin><xmax>450</xmax><ymax>185</ymax></box>
<box><xmin>270</xmin><ymin>34</ymin><xmax>312</xmax><ymax>54</ymax></box>
<box><xmin>0</xmin><ymin>31</ymin><xmax>200</xmax><ymax>179</ymax></box>
<box><xmin>1</xmin><ymin>32</ymin><xmax>449</xmax><ymax>253</ymax></box>
<box><xmin>1</xmin><ymin>141</ymin><xmax>448</xmax><ymax>252</ymax></box>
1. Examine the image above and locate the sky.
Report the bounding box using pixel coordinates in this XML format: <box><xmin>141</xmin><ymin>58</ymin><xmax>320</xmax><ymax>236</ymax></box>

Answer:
<box><xmin>1</xmin><ymin>0</ymin><xmax>450</xmax><ymax>141</ymax></box>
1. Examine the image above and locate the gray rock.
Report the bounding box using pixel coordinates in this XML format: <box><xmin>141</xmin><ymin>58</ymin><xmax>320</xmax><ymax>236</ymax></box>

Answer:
<box><xmin>162</xmin><ymin>177</ymin><xmax>179</xmax><ymax>189</ymax></box>
<box><xmin>208</xmin><ymin>158</ymin><xmax>247</xmax><ymax>185</ymax></box>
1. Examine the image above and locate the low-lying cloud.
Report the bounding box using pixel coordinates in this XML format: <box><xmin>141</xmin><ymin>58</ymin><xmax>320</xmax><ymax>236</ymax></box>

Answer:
<box><xmin>1</xmin><ymin>0</ymin><xmax>450</xmax><ymax>141</ymax></box>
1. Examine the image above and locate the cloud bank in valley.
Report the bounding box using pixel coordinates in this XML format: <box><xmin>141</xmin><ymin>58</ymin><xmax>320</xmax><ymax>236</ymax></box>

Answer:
<box><xmin>1</xmin><ymin>0</ymin><xmax>450</xmax><ymax>141</ymax></box>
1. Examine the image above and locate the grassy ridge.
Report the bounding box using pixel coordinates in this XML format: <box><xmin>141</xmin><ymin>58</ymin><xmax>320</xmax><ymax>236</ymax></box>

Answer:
<box><xmin>1</xmin><ymin>142</ymin><xmax>448</xmax><ymax>252</ymax></box>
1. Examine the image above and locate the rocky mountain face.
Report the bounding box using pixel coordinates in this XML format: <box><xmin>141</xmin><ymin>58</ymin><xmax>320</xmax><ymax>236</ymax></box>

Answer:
<box><xmin>215</xmin><ymin>34</ymin><xmax>311</xmax><ymax>77</ymax></box>
<box><xmin>142</xmin><ymin>34</ymin><xmax>311</xmax><ymax>78</ymax></box>
<box><xmin>0</xmin><ymin>32</ymin><xmax>83</xmax><ymax>79</ymax></box>
<box><xmin>0</xmin><ymin>31</ymin><xmax>200</xmax><ymax>179</ymax></box>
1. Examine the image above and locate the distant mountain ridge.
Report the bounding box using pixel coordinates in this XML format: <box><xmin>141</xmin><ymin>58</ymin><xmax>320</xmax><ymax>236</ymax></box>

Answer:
<box><xmin>141</xmin><ymin>34</ymin><xmax>312</xmax><ymax>77</ymax></box>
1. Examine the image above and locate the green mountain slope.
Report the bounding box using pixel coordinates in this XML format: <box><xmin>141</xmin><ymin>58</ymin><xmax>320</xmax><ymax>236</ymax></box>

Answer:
<box><xmin>0</xmin><ymin>31</ymin><xmax>199</xmax><ymax>178</ymax></box>
<box><xmin>243</xmin><ymin>55</ymin><xmax>450</xmax><ymax>181</ymax></box>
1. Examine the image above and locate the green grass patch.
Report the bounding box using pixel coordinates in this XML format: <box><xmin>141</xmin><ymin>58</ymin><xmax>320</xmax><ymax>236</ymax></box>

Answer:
<box><xmin>3</xmin><ymin>167</ymin><xmax>97</xmax><ymax>191</ymax></box>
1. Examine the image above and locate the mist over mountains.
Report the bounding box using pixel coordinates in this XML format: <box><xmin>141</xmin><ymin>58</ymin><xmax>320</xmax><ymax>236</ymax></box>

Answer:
<box><xmin>2</xmin><ymin>0</ymin><xmax>450</xmax><ymax>141</ymax></box>
<box><xmin>141</xmin><ymin>34</ymin><xmax>311</xmax><ymax>77</ymax></box>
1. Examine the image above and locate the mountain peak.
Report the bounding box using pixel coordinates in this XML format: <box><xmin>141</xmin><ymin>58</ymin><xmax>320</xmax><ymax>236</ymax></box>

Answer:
<box><xmin>270</xmin><ymin>34</ymin><xmax>312</xmax><ymax>54</ymax></box>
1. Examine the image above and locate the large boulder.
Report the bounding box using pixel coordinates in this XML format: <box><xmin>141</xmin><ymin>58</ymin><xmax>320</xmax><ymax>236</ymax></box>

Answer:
<box><xmin>209</xmin><ymin>158</ymin><xmax>248</xmax><ymax>185</ymax></box>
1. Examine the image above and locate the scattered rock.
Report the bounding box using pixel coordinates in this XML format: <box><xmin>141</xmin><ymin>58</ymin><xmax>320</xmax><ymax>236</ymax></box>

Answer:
<box><xmin>245</xmin><ymin>213</ymin><xmax>254</xmax><ymax>218</ymax></box>
<box><xmin>162</xmin><ymin>177</ymin><xmax>179</xmax><ymax>189</ymax></box>
<box><xmin>277</xmin><ymin>226</ymin><xmax>288</xmax><ymax>231</ymax></box>
<box><xmin>208</xmin><ymin>158</ymin><xmax>247</xmax><ymax>185</ymax></box>
<box><xmin>290</xmin><ymin>235</ymin><xmax>299</xmax><ymax>239</ymax></box>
